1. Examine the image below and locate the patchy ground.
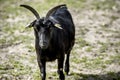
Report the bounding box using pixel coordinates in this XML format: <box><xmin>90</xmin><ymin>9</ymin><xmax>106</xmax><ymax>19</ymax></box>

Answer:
<box><xmin>0</xmin><ymin>0</ymin><xmax>120</xmax><ymax>80</ymax></box>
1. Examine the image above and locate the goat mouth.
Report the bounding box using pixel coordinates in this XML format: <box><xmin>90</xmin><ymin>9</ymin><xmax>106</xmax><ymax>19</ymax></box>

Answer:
<box><xmin>40</xmin><ymin>45</ymin><xmax>48</xmax><ymax>49</ymax></box>
<box><xmin>39</xmin><ymin>43</ymin><xmax>48</xmax><ymax>49</ymax></box>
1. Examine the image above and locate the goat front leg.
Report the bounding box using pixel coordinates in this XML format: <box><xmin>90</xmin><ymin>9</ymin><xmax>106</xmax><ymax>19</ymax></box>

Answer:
<box><xmin>57</xmin><ymin>55</ymin><xmax>65</xmax><ymax>80</ymax></box>
<box><xmin>37</xmin><ymin>59</ymin><xmax>46</xmax><ymax>80</ymax></box>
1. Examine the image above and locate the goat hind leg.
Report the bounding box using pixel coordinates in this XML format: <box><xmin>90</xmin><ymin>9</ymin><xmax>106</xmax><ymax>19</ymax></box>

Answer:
<box><xmin>64</xmin><ymin>51</ymin><xmax>70</xmax><ymax>75</ymax></box>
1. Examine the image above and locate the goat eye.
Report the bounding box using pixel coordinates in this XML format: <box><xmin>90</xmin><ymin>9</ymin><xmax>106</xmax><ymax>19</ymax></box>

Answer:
<box><xmin>37</xmin><ymin>27</ymin><xmax>40</xmax><ymax>31</ymax></box>
<box><xmin>47</xmin><ymin>23</ymin><xmax>52</xmax><ymax>28</ymax></box>
<box><xmin>47</xmin><ymin>25</ymin><xmax>50</xmax><ymax>29</ymax></box>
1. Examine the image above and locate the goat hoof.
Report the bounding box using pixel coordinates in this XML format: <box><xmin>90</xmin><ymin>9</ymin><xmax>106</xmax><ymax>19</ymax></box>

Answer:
<box><xmin>64</xmin><ymin>67</ymin><xmax>69</xmax><ymax>75</ymax></box>
<box><xmin>59</xmin><ymin>73</ymin><xmax>65</xmax><ymax>80</ymax></box>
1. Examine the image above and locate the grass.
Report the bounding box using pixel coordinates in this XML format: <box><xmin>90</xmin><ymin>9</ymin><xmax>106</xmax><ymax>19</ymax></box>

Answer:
<box><xmin>99</xmin><ymin>43</ymin><xmax>109</xmax><ymax>53</ymax></box>
<box><xmin>33</xmin><ymin>70</ymin><xmax>41</xmax><ymax>80</ymax></box>
<box><xmin>0</xmin><ymin>0</ymin><xmax>120</xmax><ymax>80</ymax></box>
<box><xmin>85</xmin><ymin>46</ymin><xmax>93</xmax><ymax>52</ymax></box>
<box><xmin>76</xmin><ymin>38</ymin><xmax>90</xmax><ymax>48</ymax></box>
<box><xmin>0</xmin><ymin>55</ymin><xmax>31</xmax><ymax>77</ymax></box>
<box><xmin>92</xmin><ymin>0</ymin><xmax>117</xmax><ymax>10</ymax></box>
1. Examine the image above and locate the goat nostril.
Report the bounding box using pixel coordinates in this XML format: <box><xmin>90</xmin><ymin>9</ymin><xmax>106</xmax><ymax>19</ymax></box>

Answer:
<box><xmin>39</xmin><ymin>43</ymin><xmax>48</xmax><ymax>49</ymax></box>
<box><xmin>39</xmin><ymin>41</ymin><xmax>47</xmax><ymax>46</ymax></box>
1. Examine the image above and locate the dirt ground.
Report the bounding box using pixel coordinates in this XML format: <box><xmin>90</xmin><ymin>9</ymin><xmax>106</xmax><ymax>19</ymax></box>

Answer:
<box><xmin>0</xmin><ymin>0</ymin><xmax>120</xmax><ymax>80</ymax></box>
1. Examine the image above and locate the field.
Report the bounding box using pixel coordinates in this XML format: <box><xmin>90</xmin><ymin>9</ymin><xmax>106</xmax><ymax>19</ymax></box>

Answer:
<box><xmin>0</xmin><ymin>0</ymin><xmax>120</xmax><ymax>80</ymax></box>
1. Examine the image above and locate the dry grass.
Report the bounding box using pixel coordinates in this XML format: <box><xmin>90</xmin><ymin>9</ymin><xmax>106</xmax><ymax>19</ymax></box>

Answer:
<box><xmin>0</xmin><ymin>0</ymin><xmax>120</xmax><ymax>80</ymax></box>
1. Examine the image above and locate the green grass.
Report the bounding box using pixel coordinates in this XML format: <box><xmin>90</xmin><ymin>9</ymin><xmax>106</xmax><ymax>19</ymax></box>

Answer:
<box><xmin>0</xmin><ymin>56</ymin><xmax>31</xmax><ymax>77</ymax></box>
<box><xmin>76</xmin><ymin>38</ymin><xmax>90</xmax><ymax>48</ymax></box>
<box><xmin>33</xmin><ymin>69</ymin><xmax>41</xmax><ymax>80</ymax></box>
<box><xmin>85</xmin><ymin>46</ymin><xmax>93</xmax><ymax>52</ymax></box>
<box><xmin>99</xmin><ymin>43</ymin><xmax>109</xmax><ymax>53</ymax></box>
<box><xmin>92</xmin><ymin>0</ymin><xmax>117</xmax><ymax>10</ymax></box>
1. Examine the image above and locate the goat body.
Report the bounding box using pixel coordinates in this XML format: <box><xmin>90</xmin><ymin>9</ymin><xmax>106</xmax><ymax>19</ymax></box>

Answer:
<box><xmin>20</xmin><ymin>4</ymin><xmax>75</xmax><ymax>80</ymax></box>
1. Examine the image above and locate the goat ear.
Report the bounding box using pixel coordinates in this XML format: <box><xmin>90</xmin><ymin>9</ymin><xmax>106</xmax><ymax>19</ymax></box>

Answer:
<box><xmin>26</xmin><ymin>20</ymin><xmax>36</xmax><ymax>28</ymax></box>
<box><xmin>54</xmin><ymin>23</ymin><xmax>63</xmax><ymax>29</ymax></box>
<box><xmin>49</xmin><ymin>16</ymin><xmax>63</xmax><ymax>29</ymax></box>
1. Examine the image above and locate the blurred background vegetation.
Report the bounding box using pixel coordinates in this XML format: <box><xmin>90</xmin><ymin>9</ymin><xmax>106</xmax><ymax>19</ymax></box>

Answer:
<box><xmin>0</xmin><ymin>0</ymin><xmax>120</xmax><ymax>80</ymax></box>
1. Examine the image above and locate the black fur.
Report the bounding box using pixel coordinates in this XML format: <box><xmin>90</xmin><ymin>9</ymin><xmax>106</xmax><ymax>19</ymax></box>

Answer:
<box><xmin>21</xmin><ymin>4</ymin><xmax>75</xmax><ymax>80</ymax></box>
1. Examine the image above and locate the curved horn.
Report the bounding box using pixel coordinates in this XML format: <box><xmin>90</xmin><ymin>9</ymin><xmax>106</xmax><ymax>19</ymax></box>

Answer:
<box><xmin>46</xmin><ymin>4</ymin><xmax>66</xmax><ymax>18</ymax></box>
<box><xmin>20</xmin><ymin>4</ymin><xmax>40</xmax><ymax>19</ymax></box>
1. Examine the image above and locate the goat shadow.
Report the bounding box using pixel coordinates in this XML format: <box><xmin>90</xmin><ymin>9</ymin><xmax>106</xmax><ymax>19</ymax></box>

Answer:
<box><xmin>67</xmin><ymin>71</ymin><xmax>120</xmax><ymax>80</ymax></box>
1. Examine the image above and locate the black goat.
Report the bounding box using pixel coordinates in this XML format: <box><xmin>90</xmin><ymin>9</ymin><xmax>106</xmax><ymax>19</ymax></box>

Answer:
<box><xmin>20</xmin><ymin>4</ymin><xmax>75</xmax><ymax>80</ymax></box>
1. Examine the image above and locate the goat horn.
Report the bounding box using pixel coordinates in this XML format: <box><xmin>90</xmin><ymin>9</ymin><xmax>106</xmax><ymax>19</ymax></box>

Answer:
<box><xmin>20</xmin><ymin>4</ymin><xmax>40</xmax><ymax>19</ymax></box>
<box><xmin>46</xmin><ymin>4</ymin><xmax>66</xmax><ymax>19</ymax></box>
